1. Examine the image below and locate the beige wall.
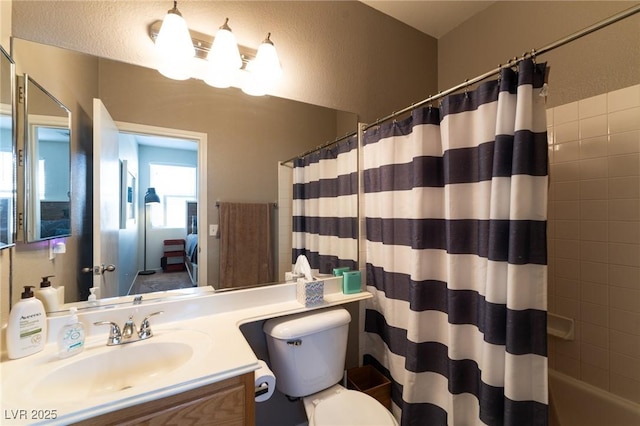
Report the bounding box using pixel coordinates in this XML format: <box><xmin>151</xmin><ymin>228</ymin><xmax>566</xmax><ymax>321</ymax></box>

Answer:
<box><xmin>547</xmin><ymin>84</ymin><xmax>640</xmax><ymax>404</ymax></box>
<box><xmin>438</xmin><ymin>1</ymin><xmax>640</xmax><ymax>108</ymax></box>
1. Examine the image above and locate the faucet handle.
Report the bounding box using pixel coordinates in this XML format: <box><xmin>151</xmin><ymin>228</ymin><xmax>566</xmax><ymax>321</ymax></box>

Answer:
<box><xmin>138</xmin><ymin>311</ymin><xmax>164</xmax><ymax>339</ymax></box>
<box><xmin>94</xmin><ymin>321</ymin><xmax>122</xmax><ymax>345</ymax></box>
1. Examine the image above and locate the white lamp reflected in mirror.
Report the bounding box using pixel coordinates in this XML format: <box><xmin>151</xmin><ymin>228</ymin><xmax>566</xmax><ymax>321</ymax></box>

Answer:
<box><xmin>154</xmin><ymin>1</ymin><xmax>195</xmax><ymax>80</ymax></box>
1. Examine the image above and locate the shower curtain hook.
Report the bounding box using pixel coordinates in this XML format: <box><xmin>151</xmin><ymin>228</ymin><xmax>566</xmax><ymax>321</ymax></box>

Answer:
<box><xmin>464</xmin><ymin>79</ymin><xmax>469</xmax><ymax>98</ymax></box>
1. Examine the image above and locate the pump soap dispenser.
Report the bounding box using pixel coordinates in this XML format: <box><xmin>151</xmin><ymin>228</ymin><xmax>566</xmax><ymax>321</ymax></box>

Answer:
<box><xmin>6</xmin><ymin>286</ymin><xmax>47</xmax><ymax>359</ymax></box>
<box><xmin>58</xmin><ymin>307</ymin><xmax>85</xmax><ymax>358</ymax></box>
<box><xmin>35</xmin><ymin>275</ymin><xmax>59</xmax><ymax>312</ymax></box>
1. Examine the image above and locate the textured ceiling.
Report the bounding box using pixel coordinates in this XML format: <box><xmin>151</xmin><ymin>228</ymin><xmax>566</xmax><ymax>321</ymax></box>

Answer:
<box><xmin>360</xmin><ymin>1</ymin><xmax>497</xmax><ymax>38</ymax></box>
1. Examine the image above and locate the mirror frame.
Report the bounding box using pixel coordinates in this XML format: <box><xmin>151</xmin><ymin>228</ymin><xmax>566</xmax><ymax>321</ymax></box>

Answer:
<box><xmin>17</xmin><ymin>73</ymin><xmax>72</xmax><ymax>243</ymax></box>
<box><xmin>0</xmin><ymin>45</ymin><xmax>16</xmax><ymax>250</ymax></box>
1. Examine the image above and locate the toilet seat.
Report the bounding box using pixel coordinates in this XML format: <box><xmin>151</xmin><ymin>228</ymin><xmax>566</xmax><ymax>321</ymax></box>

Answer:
<box><xmin>307</xmin><ymin>388</ymin><xmax>398</xmax><ymax>426</ymax></box>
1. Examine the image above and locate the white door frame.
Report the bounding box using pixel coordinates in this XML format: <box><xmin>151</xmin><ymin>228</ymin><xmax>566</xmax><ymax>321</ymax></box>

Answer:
<box><xmin>115</xmin><ymin>121</ymin><xmax>208</xmax><ymax>288</ymax></box>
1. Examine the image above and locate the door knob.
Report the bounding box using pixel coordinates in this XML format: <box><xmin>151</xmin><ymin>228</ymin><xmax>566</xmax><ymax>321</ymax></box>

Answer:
<box><xmin>81</xmin><ymin>264</ymin><xmax>116</xmax><ymax>275</ymax></box>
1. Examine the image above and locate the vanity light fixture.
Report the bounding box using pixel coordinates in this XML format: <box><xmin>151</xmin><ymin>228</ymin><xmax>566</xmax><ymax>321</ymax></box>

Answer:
<box><xmin>149</xmin><ymin>13</ymin><xmax>283</xmax><ymax>96</ymax></box>
<box><xmin>154</xmin><ymin>1</ymin><xmax>195</xmax><ymax>80</ymax></box>
<box><xmin>204</xmin><ymin>18</ymin><xmax>242</xmax><ymax>89</ymax></box>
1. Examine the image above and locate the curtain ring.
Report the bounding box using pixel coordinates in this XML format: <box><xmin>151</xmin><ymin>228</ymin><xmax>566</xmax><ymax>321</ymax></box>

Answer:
<box><xmin>464</xmin><ymin>79</ymin><xmax>469</xmax><ymax>98</ymax></box>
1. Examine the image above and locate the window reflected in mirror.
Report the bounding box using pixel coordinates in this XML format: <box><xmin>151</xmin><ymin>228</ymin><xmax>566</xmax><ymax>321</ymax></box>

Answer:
<box><xmin>20</xmin><ymin>74</ymin><xmax>71</xmax><ymax>242</ymax></box>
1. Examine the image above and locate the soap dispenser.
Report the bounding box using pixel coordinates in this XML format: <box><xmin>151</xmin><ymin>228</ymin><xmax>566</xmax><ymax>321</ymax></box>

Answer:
<box><xmin>58</xmin><ymin>307</ymin><xmax>85</xmax><ymax>358</ymax></box>
<box><xmin>6</xmin><ymin>286</ymin><xmax>47</xmax><ymax>359</ymax></box>
<box><xmin>35</xmin><ymin>275</ymin><xmax>59</xmax><ymax>312</ymax></box>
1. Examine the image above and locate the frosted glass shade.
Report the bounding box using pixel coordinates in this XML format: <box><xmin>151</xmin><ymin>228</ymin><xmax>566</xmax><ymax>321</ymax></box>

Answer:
<box><xmin>154</xmin><ymin>12</ymin><xmax>195</xmax><ymax>80</ymax></box>
<box><xmin>241</xmin><ymin>37</ymin><xmax>282</xmax><ymax>96</ymax></box>
<box><xmin>204</xmin><ymin>28</ymin><xmax>242</xmax><ymax>88</ymax></box>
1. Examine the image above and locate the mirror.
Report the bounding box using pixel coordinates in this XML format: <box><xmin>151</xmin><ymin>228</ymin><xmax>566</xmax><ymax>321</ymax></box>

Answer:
<box><xmin>18</xmin><ymin>74</ymin><xmax>71</xmax><ymax>242</ymax></box>
<box><xmin>10</xmin><ymin>37</ymin><xmax>357</xmax><ymax>309</ymax></box>
<box><xmin>0</xmin><ymin>46</ymin><xmax>16</xmax><ymax>250</ymax></box>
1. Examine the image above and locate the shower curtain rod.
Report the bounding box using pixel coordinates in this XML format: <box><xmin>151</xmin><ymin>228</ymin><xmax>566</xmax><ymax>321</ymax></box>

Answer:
<box><xmin>281</xmin><ymin>3</ymin><xmax>640</xmax><ymax>165</ymax></box>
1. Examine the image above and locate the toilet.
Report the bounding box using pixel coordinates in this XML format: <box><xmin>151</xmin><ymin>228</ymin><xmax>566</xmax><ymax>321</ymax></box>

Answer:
<box><xmin>264</xmin><ymin>308</ymin><xmax>398</xmax><ymax>426</ymax></box>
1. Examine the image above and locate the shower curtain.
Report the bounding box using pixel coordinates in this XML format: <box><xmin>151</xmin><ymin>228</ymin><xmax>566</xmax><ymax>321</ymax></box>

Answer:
<box><xmin>363</xmin><ymin>59</ymin><xmax>549</xmax><ymax>425</ymax></box>
<box><xmin>292</xmin><ymin>136</ymin><xmax>358</xmax><ymax>273</ymax></box>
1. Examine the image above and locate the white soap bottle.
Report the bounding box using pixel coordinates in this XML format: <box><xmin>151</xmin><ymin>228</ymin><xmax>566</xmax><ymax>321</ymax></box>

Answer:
<box><xmin>35</xmin><ymin>275</ymin><xmax>59</xmax><ymax>313</ymax></box>
<box><xmin>6</xmin><ymin>286</ymin><xmax>48</xmax><ymax>359</ymax></box>
<box><xmin>57</xmin><ymin>307</ymin><xmax>85</xmax><ymax>358</ymax></box>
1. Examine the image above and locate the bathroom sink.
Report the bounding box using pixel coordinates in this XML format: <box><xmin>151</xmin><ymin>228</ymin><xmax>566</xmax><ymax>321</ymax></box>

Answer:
<box><xmin>2</xmin><ymin>328</ymin><xmax>214</xmax><ymax>406</ymax></box>
<box><xmin>34</xmin><ymin>341</ymin><xmax>194</xmax><ymax>402</ymax></box>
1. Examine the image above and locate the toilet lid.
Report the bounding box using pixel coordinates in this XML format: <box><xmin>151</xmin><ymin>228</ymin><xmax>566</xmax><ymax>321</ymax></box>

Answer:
<box><xmin>312</xmin><ymin>390</ymin><xmax>396</xmax><ymax>426</ymax></box>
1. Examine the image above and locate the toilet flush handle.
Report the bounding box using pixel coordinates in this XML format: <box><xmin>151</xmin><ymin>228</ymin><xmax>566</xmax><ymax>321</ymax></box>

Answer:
<box><xmin>287</xmin><ymin>339</ymin><xmax>302</xmax><ymax>346</ymax></box>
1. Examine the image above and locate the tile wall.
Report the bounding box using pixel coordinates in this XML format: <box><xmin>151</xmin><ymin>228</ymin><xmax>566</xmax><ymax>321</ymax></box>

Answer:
<box><xmin>547</xmin><ymin>84</ymin><xmax>640</xmax><ymax>404</ymax></box>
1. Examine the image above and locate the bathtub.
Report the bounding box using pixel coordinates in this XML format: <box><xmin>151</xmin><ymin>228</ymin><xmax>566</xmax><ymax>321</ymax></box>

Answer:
<box><xmin>549</xmin><ymin>369</ymin><xmax>640</xmax><ymax>426</ymax></box>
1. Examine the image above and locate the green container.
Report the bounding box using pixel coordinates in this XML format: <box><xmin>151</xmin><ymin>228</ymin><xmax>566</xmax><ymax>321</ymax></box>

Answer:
<box><xmin>343</xmin><ymin>271</ymin><xmax>362</xmax><ymax>294</ymax></box>
<box><xmin>333</xmin><ymin>267</ymin><xmax>351</xmax><ymax>277</ymax></box>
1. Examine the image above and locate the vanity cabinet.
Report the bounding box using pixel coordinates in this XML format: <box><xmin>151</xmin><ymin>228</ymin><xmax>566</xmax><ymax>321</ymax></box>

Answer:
<box><xmin>72</xmin><ymin>372</ymin><xmax>255</xmax><ymax>426</ymax></box>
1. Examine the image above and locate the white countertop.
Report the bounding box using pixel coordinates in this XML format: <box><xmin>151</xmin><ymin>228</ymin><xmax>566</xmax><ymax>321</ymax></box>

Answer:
<box><xmin>0</xmin><ymin>277</ymin><xmax>371</xmax><ymax>425</ymax></box>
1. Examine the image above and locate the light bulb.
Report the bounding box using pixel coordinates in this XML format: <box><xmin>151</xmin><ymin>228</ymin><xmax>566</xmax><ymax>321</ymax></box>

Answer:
<box><xmin>205</xmin><ymin>18</ymin><xmax>242</xmax><ymax>88</ymax></box>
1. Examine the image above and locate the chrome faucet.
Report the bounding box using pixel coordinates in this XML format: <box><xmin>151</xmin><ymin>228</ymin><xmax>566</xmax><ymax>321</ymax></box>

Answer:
<box><xmin>94</xmin><ymin>311</ymin><xmax>163</xmax><ymax>346</ymax></box>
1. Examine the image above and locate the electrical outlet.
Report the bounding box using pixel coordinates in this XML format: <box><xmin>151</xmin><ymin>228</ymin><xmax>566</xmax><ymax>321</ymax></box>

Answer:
<box><xmin>209</xmin><ymin>224</ymin><xmax>218</xmax><ymax>236</ymax></box>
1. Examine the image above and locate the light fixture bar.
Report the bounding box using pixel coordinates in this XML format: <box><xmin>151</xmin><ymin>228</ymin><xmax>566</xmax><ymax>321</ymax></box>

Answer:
<box><xmin>149</xmin><ymin>20</ymin><xmax>256</xmax><ymax>67</ymax></box>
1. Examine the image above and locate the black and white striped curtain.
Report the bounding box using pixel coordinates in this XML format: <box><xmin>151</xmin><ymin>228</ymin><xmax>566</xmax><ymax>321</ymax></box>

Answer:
<box><xmin>363</xmin><ymin>59</ymin><xmax>549</xmax><ymax>425</ymax></box>
<box><xmin>292</xmin><ymin>136</ymin><xmax>358</xmax><ymax>273</ymax></box>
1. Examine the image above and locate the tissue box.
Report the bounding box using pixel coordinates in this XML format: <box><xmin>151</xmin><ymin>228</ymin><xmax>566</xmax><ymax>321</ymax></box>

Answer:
<box><xmin>343</xmin><ymin>271</ymin><xmax>362</xmax><ymax>294</ymax></box>
<box><xmin>297</xmin><ymin>279</ymin><xmax>324</xmax><ymax>306</ymax></box>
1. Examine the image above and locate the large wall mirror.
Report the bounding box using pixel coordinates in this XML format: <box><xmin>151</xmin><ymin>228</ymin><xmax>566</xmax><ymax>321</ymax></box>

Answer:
<box><xmin>10</xmin><ymin>37</ymin><xmax>357</xmax><ymax>310</ymax></box>
<box><xmin>0</xmin><ymin>46</ymin><xmax>16</xmax><ymax>250</ymax></box>
<box><xmin>18</xmin><ymin>74</ymin><xmax>71</xmax><ymax>242</ymax></box>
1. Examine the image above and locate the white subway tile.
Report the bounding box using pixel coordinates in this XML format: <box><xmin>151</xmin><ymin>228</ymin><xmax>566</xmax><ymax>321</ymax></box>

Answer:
<box><xmin>608</xmin><ymin>264</ymin><xmax>640</xmax><ymax>290</ymax></box>
<box><xmin>609</xmin><ymin>107</ymin><xmax>640</xmax><ymax>134</ymax></box>
<box><xmin>554</xmin><ymin>181</ymin><xmax>580</xmax><ymax>201</ymax></box>
<box><xmin>610</xmin><ymin>287</ymin><xmax>640</xmax><ymax>313</ymax></box>
<box><xmin>580</xmin><ymin>200</ymin><xmax>608</xmax><ymax>221</ymax></box>
<box><xmin>551</xmin><ymin>162</ymin><xmax>580</xmax><ymax>182</ymax></box>
<box><xmin>581</xmin><ymin>301</ymin><xmax>609</xmax><ymax>327</ymax></box>
<box><xmin>555</xmin><ymin>278</ymin><xmax>579</xmax><ymax>300</ymax></box>
<box><xmin>554</xmin><ymin>352</ymin><xmax>581</xmax><ymax>379</ymax></box>
<box><xmin>608</xmin><ymin>130</ymin><xmax>640</xmax><ymax>156</ymax></box>
<box><xmin>610</xmin><ymin>308</ymin><xmax>640</xmax><ymax>335</ymax></box>
<box><xmin>579</xmin><ymin>158</ymin><xmax>608</xmax><ymax>180</ymax></box>
<box><xmin>555</xmin><ymin>258</ymin><xmax>581</xmax><ymax>280</ymax></box>
<box><xmin>555</xmin><ymin>239</ymin><xmax>580</xmax><ymax>259</ymax></box>
<box><xmin>554</xmin><ymin>141</ymin><xmax>580</xmax><ymax>162</ymax></box>
<box><xmin>608</xmin><ymin>243</ymin><xmax>640</xmax><ymax>267</ymax></box>
<box><xmin>609</xmin><ymin>221</ymin><xmax>640</xmax><ymax>244</ymax></box>
<box><xmin>581</xmin><ymin>341</ymin><xmax>609</xmax><ymax>367</ymax></box>
<box><xmin>579</xmin><ymin>93</ymin><xmax>607</xmax><ymax>119</ymax></box>
<box><xmin>556</xmin><ymin>200</ymin><xmax>581</xmax><ymax>220</ymax></box>
<box><xmin>580</xmin><ymin>179</ymin><xmax>608</xmax><ymax>200</ymax></box>
<box><xmin>608</xmin><ymin>84</ymin><xmax>640</xmax><ymax>112</ymax></box>
<box><xmin>554</xmin><ymin>101</ymin><xmax>579</xmax><ymax>124</ymax></box>
<box><xmin>580</xmin><ymin>114</ymin><xmax>608</xmax><ymax>139</ymax></box>
<box><xmin>555</xmin><ymin>121</ymin><xmax>580</xmax><ymax>144</ymax></box>
<box><xmin>608</xmin><ymin>176</ymin><xmax>640</xmax><ymax>199</ymax></box>
<box><xmin>546</xmin><ymin>109</ymin><xmax>554</xmax><ymax>127</ymax></box>
<box><xmin>580</xmin><ymin>220</ymin><xmax>608</xmax><ymax>242</ymax></box>
<box><xmin>580</xmin><ymin>136</ymin><xmax>608</xmax><ymax>159</ymax></box>
<box><xmin>609</xmin><ymin>199</ymin><xmax>640</xmax><ymax>222</ymax></box>
<box><xmin>580</xmin><ymin>261</ymin><xmax>608</xmax><ymax>285</ymax></box>
<box><xmin>580</xmin><ymin>241</ymin><xmax>608</xmax><ymax>263</ymax></box>
<box><xmin>608</xmin><ymin>153</ymin><xmax>639</xmax><ymax>177</ymax></box>
<box><xmin>610</xmin><ymin>330</ymin><xmax>640</xmax><ymax>359</ymax></box>
<box><xmin>581</xmin><ymin>281</ymin><xmax>609</xmax><ymax>305</ymax></box>
<box><xmin>555</xmin><ymin>295</ymin><xmax>581</xmax><ymax>320</ymax></box>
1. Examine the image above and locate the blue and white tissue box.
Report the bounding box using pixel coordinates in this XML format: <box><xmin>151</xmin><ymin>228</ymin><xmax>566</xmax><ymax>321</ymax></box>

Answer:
<box><xmin>296</xmin><ymin>278</ymin><xmax>324</xmax><ymax>307</ymax></box>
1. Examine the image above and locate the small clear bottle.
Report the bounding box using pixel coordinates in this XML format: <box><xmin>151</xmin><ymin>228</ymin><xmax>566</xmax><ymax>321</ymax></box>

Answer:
<box><xmin>58</xmin><ymin>307</ymin><xmax>85</xmax><ymax>358</ymax></box>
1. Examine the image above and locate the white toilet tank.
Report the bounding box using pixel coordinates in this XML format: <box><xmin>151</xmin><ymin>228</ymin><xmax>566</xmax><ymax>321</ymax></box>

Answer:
<box><xmin>263</xmin><ymin>307</ymin><xmax>351</xmax><ymax>398</ymax></box>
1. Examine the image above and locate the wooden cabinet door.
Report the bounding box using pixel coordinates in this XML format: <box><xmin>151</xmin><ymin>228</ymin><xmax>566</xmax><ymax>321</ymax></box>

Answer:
<box><xmin>73</xmin><ymin>373</ymin><xmax>255</xmax><ymax>426</ymax></box>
